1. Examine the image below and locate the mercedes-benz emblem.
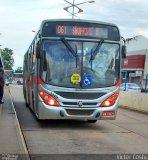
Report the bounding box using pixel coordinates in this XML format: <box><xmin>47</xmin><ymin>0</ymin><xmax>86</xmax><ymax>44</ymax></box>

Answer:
<box><xmin>78</xmin><ymin>101</ymin><xmax>83</xmax><ymax>107</ymax></box>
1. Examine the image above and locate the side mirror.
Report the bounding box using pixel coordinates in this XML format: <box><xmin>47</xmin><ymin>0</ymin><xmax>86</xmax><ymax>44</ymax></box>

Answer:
<box><xmin>36</xmin><ymin>42</ymin><xmax>41</xmax><ymax>59</ymax></box>
<box><xmin>122</xmin><ymin>45</ymin><xmax>126</xmax><ymax>58</ymax></box>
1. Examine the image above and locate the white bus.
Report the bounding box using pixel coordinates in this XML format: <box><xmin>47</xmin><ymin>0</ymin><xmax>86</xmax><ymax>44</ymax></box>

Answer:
<box><xmin>23</xmin><ymin>19</ymin><xmax>126</xmax><ymax>122</ymax></box>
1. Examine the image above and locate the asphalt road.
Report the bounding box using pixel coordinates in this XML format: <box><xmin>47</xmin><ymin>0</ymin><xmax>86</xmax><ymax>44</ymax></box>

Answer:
<box><xmin>9</xmin><ymin>85</ymin><xmax>148</xmax><ymax>159</ymax></box>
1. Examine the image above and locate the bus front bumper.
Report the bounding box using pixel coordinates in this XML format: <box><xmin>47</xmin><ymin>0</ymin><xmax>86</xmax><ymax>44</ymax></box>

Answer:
<box><xmin>37</xmin><ymin>101</ymin><xmax>118</xmax><ymax>120</ymax></box>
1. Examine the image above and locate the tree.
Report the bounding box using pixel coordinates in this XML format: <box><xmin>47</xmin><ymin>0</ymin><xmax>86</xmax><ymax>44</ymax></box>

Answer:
<box><xmin>15</xmin><ymin>67</ymin><xmax>23</xmax><ymax>73</ymax></box>
<box><xmin>1</xmin><ymin>48</ymin><xmax>14</xmax><ymax>70</ymax></box>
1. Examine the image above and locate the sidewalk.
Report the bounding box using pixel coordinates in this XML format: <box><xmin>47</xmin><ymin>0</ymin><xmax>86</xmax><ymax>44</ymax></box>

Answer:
<box><xmin>0</xmin><ymin>86</ymin><xmax>29</xmax><ymax>157</ymax></box>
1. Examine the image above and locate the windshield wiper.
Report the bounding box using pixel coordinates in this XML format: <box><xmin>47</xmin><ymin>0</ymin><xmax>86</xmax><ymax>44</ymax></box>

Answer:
<box><xmin>61</xmin><ymin>37</ymin><xmax>78</xmax><ymax>67</ymax></box>
<box><xmin>61</xmin><ymin>37</ymin><xmax>77</xmax><ymax>57</ymax></box>
<box><xmin>89</xmin><ymin>39</ymin><xmax>104</xmax><ymax>71</ymax></box>
<box><xmin>90</xmin><ymin>39</ymin><xmax>104</xmax><ymax>61</ymax></box>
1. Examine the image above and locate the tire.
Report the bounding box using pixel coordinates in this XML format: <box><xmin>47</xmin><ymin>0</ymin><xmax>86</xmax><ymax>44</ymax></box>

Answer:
<box><xmin>25</xmin><ymin>102</ymin><xmax>29</xmax><ymax>107</ymax></box>
<box><xmin>17</xmin><ymin>81</ymin><xmax>21</xmax><ymax>85</ymax></box>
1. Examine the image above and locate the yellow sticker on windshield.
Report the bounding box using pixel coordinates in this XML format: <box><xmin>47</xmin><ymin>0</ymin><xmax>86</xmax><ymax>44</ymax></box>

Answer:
<box><xmin>71</xmin><ymin>73</ymin><xmax>81</xmax><ymax>84</ymax></box>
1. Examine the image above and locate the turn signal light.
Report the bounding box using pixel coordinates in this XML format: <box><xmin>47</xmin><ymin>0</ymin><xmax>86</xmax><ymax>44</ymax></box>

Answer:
<box><xmin>100</xmin><ymin>92</ymin><xmax>119</xmax><ymax>107</ymax></box>
<box><xmin>39</xmin><ymin>90</ymin><xmax>60</xmax><ymax>106</ymax></box>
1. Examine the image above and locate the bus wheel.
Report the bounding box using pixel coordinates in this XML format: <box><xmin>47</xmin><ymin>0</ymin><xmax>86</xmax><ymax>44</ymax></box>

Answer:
<box><xmin>25</xmin><ymin>102</ymin><xmax>29</xmax><ymax>107</ymax></box>
<box><xmin>25</xmin><ymin>94</ymin><xmax>29</xmax><ymax>107</ymax></box>
<box><xmin>87</xmin><ymin>120</ymin><xmax>97</xmax><ymax>123</ymax></box>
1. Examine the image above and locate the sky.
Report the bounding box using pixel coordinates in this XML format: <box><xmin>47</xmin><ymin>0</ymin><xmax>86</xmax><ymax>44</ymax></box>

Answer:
<box><xmin>0</xmin><ymin>0</ymin><xmax>148</xmax><ymax>69</ymax></box>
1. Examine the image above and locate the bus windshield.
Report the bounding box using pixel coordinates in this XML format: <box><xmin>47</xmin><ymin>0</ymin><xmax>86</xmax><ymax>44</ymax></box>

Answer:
<box><xmin>40</xmin><ymin>39</ymin><xmax>120</xmax><ymax>88</ymax></box>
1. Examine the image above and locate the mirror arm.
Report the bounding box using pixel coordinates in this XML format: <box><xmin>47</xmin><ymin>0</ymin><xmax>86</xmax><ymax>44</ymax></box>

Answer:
<box><xmin>121</xmin><ymin>36</ymin><xmax>126</xmax><ymax>58</ymax></box>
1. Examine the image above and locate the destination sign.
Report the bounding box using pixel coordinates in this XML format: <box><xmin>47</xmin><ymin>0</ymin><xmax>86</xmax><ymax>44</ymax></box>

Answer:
<box><xmin>56</xmin><ymin>25</ymin><xmax>108</xmax><ymax>38</ymax></box>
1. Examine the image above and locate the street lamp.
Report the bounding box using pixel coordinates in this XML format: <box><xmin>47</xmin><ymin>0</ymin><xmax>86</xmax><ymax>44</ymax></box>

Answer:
<box><xmin>64</xmin><ymin>0</ymin><xmax>95</xmax><ymax>19</ymax></box>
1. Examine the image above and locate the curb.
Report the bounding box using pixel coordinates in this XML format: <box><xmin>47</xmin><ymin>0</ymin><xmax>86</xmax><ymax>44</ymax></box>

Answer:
<box><xmin>119</xmin><ymin>105</ymin><xmax>148</xmax><ymax>115</ymax></box>
<box><xmin>8</xmin><ymin>87</ymin><xmax>30</xmax><ymax>160</ymax></box>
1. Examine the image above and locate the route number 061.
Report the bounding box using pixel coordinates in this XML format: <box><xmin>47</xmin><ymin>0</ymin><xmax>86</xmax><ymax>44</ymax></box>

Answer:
<box><xmin>57</xmin><ymin>26</ymin><xmax>66</xmax><ymax>35</ymax></box>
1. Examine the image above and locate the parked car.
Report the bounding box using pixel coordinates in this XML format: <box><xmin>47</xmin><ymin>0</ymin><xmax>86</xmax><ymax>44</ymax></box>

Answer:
<box><xmin>12</xmin><ymin>77</ymin><xmax>23</xmax><ymax>85</ymax></box>
<box><xmin>120</xmin><ymin>83</ymin><xmax>141</xmax><ymax>92</ymax></box>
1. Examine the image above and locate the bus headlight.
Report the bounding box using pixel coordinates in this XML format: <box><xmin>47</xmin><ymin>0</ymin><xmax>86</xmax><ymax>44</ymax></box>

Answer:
<box><xmin>39</xmin><ymin>90</ymin><xmax>60</xmax><ymax>106</ymax></box>
<box><xmin>100</xmin><ymin>92</ymin><xmax>119</xmax><ymax>107</ymax></box>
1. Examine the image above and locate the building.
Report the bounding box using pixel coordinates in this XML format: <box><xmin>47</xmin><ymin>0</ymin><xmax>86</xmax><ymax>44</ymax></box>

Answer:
<box><xmin>122</xmin><ymin>35</ymin><xmax>148</xmax><ymax>89</ymax></box>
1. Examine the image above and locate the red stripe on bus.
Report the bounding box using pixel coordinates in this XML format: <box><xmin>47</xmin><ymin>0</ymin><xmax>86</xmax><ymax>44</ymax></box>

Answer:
<box><xmin>115</xmin><ymin>79</ymin><xmax>121</xmax><ymax>87</ymax></box>
<box><xmin>37</xmin><ymin>76</ymin><xmax>45</xmax><ymax>85</ymax></box>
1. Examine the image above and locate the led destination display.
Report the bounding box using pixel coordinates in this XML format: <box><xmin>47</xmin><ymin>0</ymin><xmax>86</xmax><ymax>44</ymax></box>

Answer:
<box><xmin>42</xmin><ymin>21</ymin><xmax>120</xmax><ymax>41</ymax></box>
<box><xmin>56</xmin><ymin>25</ymin><xmax>108</xmax><ymax>38</ymax></box>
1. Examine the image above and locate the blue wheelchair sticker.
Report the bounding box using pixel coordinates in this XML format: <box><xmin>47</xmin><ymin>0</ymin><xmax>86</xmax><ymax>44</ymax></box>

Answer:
<box><xmin>83</xmin><ymin>74</ymin><xmax>92</xmax><ymax>86</ymax></box>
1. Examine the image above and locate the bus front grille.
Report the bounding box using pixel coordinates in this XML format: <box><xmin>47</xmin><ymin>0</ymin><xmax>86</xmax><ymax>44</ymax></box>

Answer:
<box><xmin>62</xmin><ymin>102</ymin><xmax>97</xmax><ymax>106</ymax></box>
<box><xmin>55</xmin><ymin>91</ymin><xmax>106</xmax><ymax>100</ymax></box>
<box><xmin>66</xmin><ymin>109</ymin><xmax>94</xmax><ymax>116</ymax></box>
